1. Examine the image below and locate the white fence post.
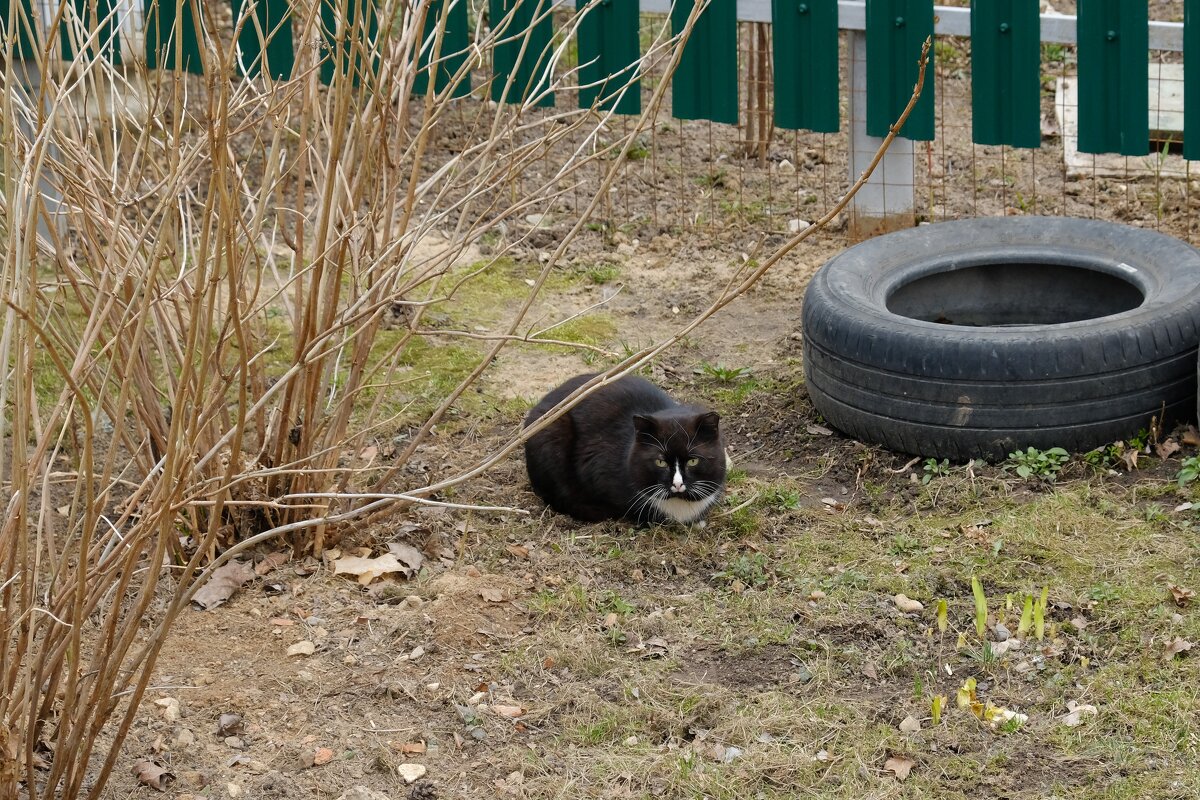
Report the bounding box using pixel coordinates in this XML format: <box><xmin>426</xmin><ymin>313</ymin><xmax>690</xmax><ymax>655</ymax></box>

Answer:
<box><xmin>846</xmin><ymin>29</ymin><xmax>915</xmax><ymax>239</ymax></box>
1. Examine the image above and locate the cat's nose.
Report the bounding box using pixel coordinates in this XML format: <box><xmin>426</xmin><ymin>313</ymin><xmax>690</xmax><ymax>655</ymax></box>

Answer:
<box><xmin>671</xmin><ymin>479</ymin><xmax>686</xmax><ymax>493</ymax></box>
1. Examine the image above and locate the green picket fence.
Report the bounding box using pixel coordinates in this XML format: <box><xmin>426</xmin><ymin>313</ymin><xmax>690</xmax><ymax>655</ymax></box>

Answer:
<box><xmin>1</xmin><ymin>0</ymin><xmax>1196</xmax><ymax>158</ymax></box>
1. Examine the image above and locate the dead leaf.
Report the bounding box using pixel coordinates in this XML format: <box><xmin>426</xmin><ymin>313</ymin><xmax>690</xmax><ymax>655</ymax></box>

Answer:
<box><xmin>391</xmin><ymin>741</ymin><xmax>426</xmax><ymax>755</ymax></box>
<box><xmin>491</xmin><ymin>704</ymin><xmax>525</xmax><ymax>718</ymax></box>
<box><xmin>287</xmin><ymin>641</ymin><xmax>316</xmax><ymax>657</ymax></box>
<box><xmin>884</xmin><ymin>755</ymin><xmax>914</xmax><ymax>781</ymax></box>
<box><xmin>1070</xmin><ymin>616</ymin><xmax>1088</xmax><ymax>631</ymax></box>
<box><xmin>1061</xmin><ymin>700</ymin><xmax>1098</xmax><ymax>727</ymax></box>
<box><xmin>332</xmin><ymin>553</ymin><xmax>410</xmax><ymax>586</ymax></box>
<box><xmin>1183</xmin><ymin>426</ymin><xmax>1200</xmax><ymax>447</ymax></box>
<box><xmin>1169</xmin><ymin>584</ymin><xmax>1195</xmax><ymax>607</ymax></box>
<box><xmin>601</xmin><ymin>612</ymin><xmax>619</xmax><ymax>629</ymax></box>
<box><xmin>894</xmin><ymin>594</ymin><xmax>924</xmax><ymax>613</ymax></box>
<box><xmin>131</xmin><ymin>759</ymin><xmax>175</xmax><ymax>791</ymax></box>
<box><xmin>505</xmin><ymin>544</ymin><xmax>530</xmax><ymax>559</ymax></box>
<box><xmin>192</xmin><ymin>561</ymin><xmax>255</xmax><ymax>610</ymax></box>
<box><xmin>251</xmin><ymin>552</ymin><xmax>288</xmax><ymax>576</ymax></box>
<box><xmin>387</xmin><ymin>542</ymin><xmax>425</xmax><ymax>573</ymax></box>
<box><xmin>312</xmin><ymin>747</ymin><xmax>335</xmax><ymax>766</ymax></box>
<box><xmin>1156</xmin><ymin>439</ymin><xmax>1181</xmax><ymax>460</ymax></box>
<box><xmin>898</xmin><ymin>715</ymin><xmax>921</xmax><ymax>734</ymax></box>
<box><xmin>806</xmin><ymin>424</ymin><xmax>833</xmax><ymax>436</ymax></box>
<box><xmin>358</xmin><ymin>445</ymin><xmax>378</xmax><ymax>466</ymax></box>
<box><xmin>479</xmin><ymin>586</ymin><xmax>506</xmax><ymax>603</ymax></box>
<box><xmin>1164</xmin><ymin>636</ymin><xmax>1194</xmax><ymax>660</ymax></box>
<box><xmin>862</xmin><ymin>662</ymin><xmax>878</xmax><ymax>680</ymax></box>
<box><xmin>270</xmin><ymin>617</ymin><xmax>294</xmax><ymax>626</ymax></box>
<box><xmin>1119</xmin><ymin>448</ymin><xmax>1139</xmax><ymax>471</ymax></box>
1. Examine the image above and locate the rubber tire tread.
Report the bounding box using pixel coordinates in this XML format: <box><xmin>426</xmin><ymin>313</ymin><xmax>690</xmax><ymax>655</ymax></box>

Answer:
<box><xmin>801</xmin><ymin>217</ymin><xmax>1200</xmax><ymax>462</ymax></box>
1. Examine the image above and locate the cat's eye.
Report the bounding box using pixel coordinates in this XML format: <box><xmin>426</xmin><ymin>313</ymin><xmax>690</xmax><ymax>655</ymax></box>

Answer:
<box><xmin>686</xmin><ymin>457</ymin><xmax>700</xmax><ymax>466</ymax></box>
<box><xmin>654</xmin><ymin>458</ymin><xmax>668</xmax><ymax>468</ymax></box>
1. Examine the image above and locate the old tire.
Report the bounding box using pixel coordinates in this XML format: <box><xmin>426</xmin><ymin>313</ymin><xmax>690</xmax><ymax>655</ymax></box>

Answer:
<box><xmin>801</xmin><ymin>217</ymin><xmax>1200</xmax><ymax>461</ymax></box>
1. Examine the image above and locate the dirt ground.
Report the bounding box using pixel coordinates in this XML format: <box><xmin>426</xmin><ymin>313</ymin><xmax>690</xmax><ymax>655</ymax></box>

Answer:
<box><xmin>87</xmin><ymin>9</ymin><xmax>1200</xmax><ymax>799</ymax></box>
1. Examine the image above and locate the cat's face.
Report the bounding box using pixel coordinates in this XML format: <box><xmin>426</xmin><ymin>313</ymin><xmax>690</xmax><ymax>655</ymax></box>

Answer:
<box><xmin>628</xmin><ymin>409</ymin><xmax>726</xmax><ymax>523</ymax></box>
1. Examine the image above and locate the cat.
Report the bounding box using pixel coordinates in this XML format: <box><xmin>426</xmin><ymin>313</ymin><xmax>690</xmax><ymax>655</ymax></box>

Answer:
<box><xmin>523</xmin><ymin>373</ymin><xmax>727</xmax><ymax>525</ymax></box>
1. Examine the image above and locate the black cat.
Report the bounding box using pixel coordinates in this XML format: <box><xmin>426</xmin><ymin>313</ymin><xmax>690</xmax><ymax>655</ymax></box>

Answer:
<box><xmin>523</xmin><ymin>373</ymin><xmax>727</xmax><ymax>524</ymax></box>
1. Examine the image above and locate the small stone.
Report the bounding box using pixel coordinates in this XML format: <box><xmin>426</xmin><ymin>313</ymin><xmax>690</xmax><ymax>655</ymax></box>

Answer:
<box><xmin>226</xmin><ymin>783</ymin><xmax>243</xmax><ymax>798</ymax></box>
<box><xmin>993</xmin><ymin>622</ymin><xmax>1011</xmax><ymax>642</ymax></box>
<box><xmin>174</xmin><ymin>729</ymin><xmax>196</xmax><ymax>749</ymax></box>
<box><xmin>898</xmin><ymin>715</ymin><xmax>921</xmax><ymax>734</ymax></box>
<box><xmin>894</xmin><ymin>594</ymin><xmax>924</xmax><ymax>614</ymax></box>
<box><xmin>403</xmin><ymin>595</ymin><xmax>424</xmax><ymax>609</ymax></box>
<box><xmin>778</xmin><ymin>159</ymin><xmax>796</xmax><ymax>174</ymax></box>
<box><xmin>287</xmin><ymin>641</ymin><xmax>315</xmax><ymax>657</ymax></box>
<box><xmin>155</xmin><ymin>697</ymin><xmax>181</xmax><ymax>723</ymax></box>
<box><xmin>787</xmin><ymin>219</ymin><xmax>811</xmax><ymax>234</ymax></box>
<box><xmin>409</xmin><ymin>645</ymin><xmax>425</xmax><ymax>662</ymax></box>
<box><xmin>335</xmin><ymin>787</ymin><xmax>393</xmax><ymax>800</ymax></box>
<box><xmin>623</xmin><ymin>736</ymin><xmax>638</xmax><ymax>747</ymax></box>
<box><xmin>225</xmin><ymin>736</ymin><xmax>246</xmax><ymax>750</ymax></box>
<box><xmin>808</xmin><ymin>590</ymin><xmax>826</xmax><ymax>601</ymax></box>
<box><xmin>397</xmin><ymin>763</ymin><xmax>427</xmax><ymax>784</ymax></box>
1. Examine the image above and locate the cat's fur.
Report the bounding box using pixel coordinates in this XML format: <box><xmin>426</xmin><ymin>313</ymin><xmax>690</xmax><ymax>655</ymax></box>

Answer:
<box><xmin>524</xmin><ymin>373</ymin><xmax>726</xmax><ymax>524</ymax></box>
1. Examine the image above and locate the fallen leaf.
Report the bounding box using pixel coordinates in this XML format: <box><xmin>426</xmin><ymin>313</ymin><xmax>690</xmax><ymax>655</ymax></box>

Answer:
<box><xmin>1164</xmin><ymin>636</ymin><xmax>1194</xmax><ymax>660</ymax></box>
<box><xmin>894</xmin><ymin>594</ymin><xmax>924</xmax><ymax>613</ymax></box>
<box><xmin>391</xmin><ymin>741</ymin><xmax>426</xmax><ymax>755</ymax></box>
<box><xmin>491</xmin><ymin>704</ymin><xmax>524</xmax><ymax>718</ymax></box>
<box><xmin>898</xmin><ymin>715</ymin><xmax>921</xmax><ymax>734</ymax></box>
<box><xmin>270</xmin><ymin>617</ymin><xmax>294</xmax><ymax>626</ymax></box>
<box><xmin>1156</xmin><ymin>439</ymin><xmax>1181</xmax><ymax>460</ymax></box>
<box><xmin>1183</xmin><ymin>426</ymin><xmax>1200</xmax><ymax>447</ymax></box>
<box><xmin>254</xmin><ymin>552</ymin><xmax>289</xmax><ymax>576</ymax></box>
<box><xmin>332</xmin><ymin>553</ymin><xmax>410</xmax><ymax>586</ymax></box>
<box><xmin>1061</xmin><ymin>700</ymin><xmax>1098</xmax><ymax>727</ymax></box>
<box><xmin>479</xmin><ymin>586</ymin><xmax>506</xmax><ymax>603</ymax></box>
<box><xmin>358</xmin><ymin>445</ymin><xmax>378</xmax><ymax>465</ymax></box>
<box><xmin>861</xmin><ymin>662</ymin><xmax>878</xmax><ymax>680</ymax></box>
<box><xmin>505</xmin><ymin>544</ymin><xmax>530</xmax><ymax>559</ymax></box>
<box><xmin>131</xmin><ymin>759</ymin><xmax>175</xmax><ymax>791</ymax></box>
<box><xmin>806</xmin><ymin>424</ymin><xmax>833</xmax><ymax>436</ymax></box>
<box><xmin>884</xmin><ymin>755</ymin><xmax>914</xmax><ymax>780</ymax></box>
<box><xmin>387</xmin><ymin>542</ymin><xmax>425</xmax><ymax>573</ymax></box>
<box><xmin>287</xmin><ymin>641</ymin><xmax>316</xmax><ymax>657</ymax></box>
<box><xmin>312</xmin><ymin>747</ymin><xmax>335</xmax><ymax>766</ymax></box>
<box><xmin>1169</xmin><ymin>584</ymin><xmax>1195</xmax><ymax>607</ymax></box>
<box><xmin>1070</xmin><ymin>616</ymin><xmax>1088</xmax><ymax>631</ymax></box>
<box><xmin>601</xmin><ymin>612</ymin><xmax>619</xmax><ymax>629</ymax></box>
<box><xmin>1119</xmin><ymin>448</ymin><xmax>1139</xmax><ymax>471</ymax></box>
<box><xmin>192</xmin><ymin>561</ymin><xmax>256</xmax><ymax>610</ymax></box>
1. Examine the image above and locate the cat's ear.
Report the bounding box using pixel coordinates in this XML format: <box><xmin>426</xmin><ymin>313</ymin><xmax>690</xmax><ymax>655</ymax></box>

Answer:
<box><xmin>696</xmin><ymin>411</ymin><xmax>721</xmax><ymax>438</ymax></box>
<box><xmin>632</xmin><ymin>414</ymin><xmax>657</xmax><ymax>434</ymax></box>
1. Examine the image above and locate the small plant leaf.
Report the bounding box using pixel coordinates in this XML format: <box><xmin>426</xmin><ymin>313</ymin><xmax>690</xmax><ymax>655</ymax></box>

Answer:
<box><xmin>1035</xmin><ymin>586</ymin><xmax>1049</xmax><ymax>641</ymax></box>
<box><xmin>1017</xmin><ymin>594</ymin><xmax>1033</xmax><ymax>637</ymax></box>
<box><xmin>936</xmin><ymin>599</ymin><xmax>948</xmax><ymax>633</ymax></box>
<box><xmin>971</xmin><ymin>577</ymin><xmax>987</xmax><ymax>639</ymax></box>
<box><xmin>931</xmin><ymin>694</ymin><xmax>947</xmax><ymax>726</ymax></box>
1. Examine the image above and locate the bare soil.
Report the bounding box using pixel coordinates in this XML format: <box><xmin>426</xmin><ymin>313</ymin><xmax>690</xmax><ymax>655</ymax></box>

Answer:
<box><xmin>89</xmin><ymin>15</ymin><xmax>1200</xmax><ymax>799</ymax></box>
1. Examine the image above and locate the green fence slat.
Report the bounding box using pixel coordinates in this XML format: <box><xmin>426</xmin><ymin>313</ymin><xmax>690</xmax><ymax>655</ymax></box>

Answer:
<box><xmin>865</xmin><ymin>0</ymin><xmax>934</xmax><ymax>140</ymax></box>
<box><xmin>1</xmin><ymin>0</ymin><xmax>42</xmax><ymax>60</ymax></box>
<box><xmin>970</xmin><ymin>0</ymin><xmax>1039</xmax><ymax>148</ymax></box>
<box><xmin>320</xmin><ymin>0</ymin><xmax>380</xmax><ymax>85</ymax></box>
<box><xmin>671</xmin><ymin>0</ymin><xmax>737</xmax><ymax>124</ymax></box>
<box><xmin>231</xmin><ymin>0</ymin><xmax>293</xmax><ymax>79</ymax></box>
<box><xmin>490</xmin><ymin>0</ymin><xmax>555</xmax><ymax>107</ymax></box>
<box><xmin>1077</xmin><ymin>0</ymin><xmax>1147</xmax><ymax>156</ymax></box>
<box><xmin>60</xmin><ymin>0</ymin><xmax>124</xmax><ymax>64</ymax></box>
<box><xmin>144</xmin><ymin>0</ymin><xmax>204</xmax><ymax>73</ymax></box>
<box><xmin>1185</xmin><ymin>0</ymin><xmax>1200</xmax><ymax>159</ymax></box>
<box><xmin>576</xmin><ymin>0</ymin><xmax>640</xmax><ymax>114</ymax></box>
<box><xmin>413</xmin><ymin>0</ymin><xmax>471</xmax><ymax>97</ymax></box>
<box><xmin>771</xmin><ymin>0</ymin><xmax>838</xmax><ymax>132</ymax></box>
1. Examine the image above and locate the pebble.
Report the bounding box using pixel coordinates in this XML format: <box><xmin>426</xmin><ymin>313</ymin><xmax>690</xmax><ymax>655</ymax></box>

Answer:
<box><xmin>397</xmin><ymin>764</ymin><xmax>427</xmax><ymax>784</ymax></box>
<box><xmin>623</xmin><ymin>736</ymin><xmax>638</xmax><ymax>747</ymax></box>
<box><xmin>994</xmin><ymin>622</ymin><xmax>1011</xmax><ymax>641</ymax></box>
<box><xmin>225</xmin><ymin>737</ymin><xmax>246</xmax><ymax>750</ymax></box>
